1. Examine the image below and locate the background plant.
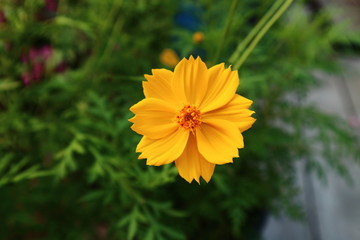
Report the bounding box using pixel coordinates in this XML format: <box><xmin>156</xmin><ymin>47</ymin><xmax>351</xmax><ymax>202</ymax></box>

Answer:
<box><xmin>0</xmin><ymin>0</ymin><xmax>359</xmax><ymax>239</ymax></box>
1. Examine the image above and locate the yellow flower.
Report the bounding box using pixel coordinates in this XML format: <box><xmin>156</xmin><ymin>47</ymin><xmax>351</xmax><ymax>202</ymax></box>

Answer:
<box><xmin>193</xmin><ymin>32</ymin><xmax>204</xmax><ymax>44</ymax></box>
<box><xmin>129</xmin><ymin>56</ymin><xmax>255</xmax><ymax>183</ymax></box>
<box><xmin>159</xmin><ymin>48</ymin><xmax>180</xmax><ymax>67</ymax></box>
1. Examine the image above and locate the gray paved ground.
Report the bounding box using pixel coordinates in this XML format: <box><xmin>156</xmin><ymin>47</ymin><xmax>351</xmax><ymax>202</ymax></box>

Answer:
<box><xmin>263</xmin><ymin>1</ymin><xmax>360</xmax><ymax>239</ymax></box>
<box><xmin>263</xmin><ymin>58</ymin><xmax>360</xmax><ymax>240</ymax></box>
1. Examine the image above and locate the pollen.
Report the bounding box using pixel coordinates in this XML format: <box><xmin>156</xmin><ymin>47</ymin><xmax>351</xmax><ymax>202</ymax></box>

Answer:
<box><xmin>176</xmin><ymin>105</ymin><xmax>201</xmax><ymax>131</ymax></box>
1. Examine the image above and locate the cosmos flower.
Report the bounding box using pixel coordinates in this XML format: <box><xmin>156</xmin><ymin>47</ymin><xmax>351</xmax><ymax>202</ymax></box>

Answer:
<box><xmin>193</xmin><ymin>32</ymin><xmax>204</xmax><ymax>44</ymax></box>
<box><xmin>130</xmin><ymin>56</ymin><xmax>255</xmax><ymax>183</ymax></box>
<box><xmin>160</xmin><ymin>49</ymin><xmax>180</xmax><ymax>68</ymax></box>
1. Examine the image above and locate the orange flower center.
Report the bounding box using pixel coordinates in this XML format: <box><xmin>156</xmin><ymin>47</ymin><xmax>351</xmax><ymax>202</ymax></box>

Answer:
<box><xmin>176</xmin><ymin>105</ymin><xmax>201</xmax><ymax>131</ymax></box>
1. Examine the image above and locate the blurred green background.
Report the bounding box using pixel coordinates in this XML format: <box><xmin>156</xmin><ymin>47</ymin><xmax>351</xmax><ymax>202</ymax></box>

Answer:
<box><xmin>0</xmin><ymin>0</ymin><xmax>360</xmax><ymax>239</ymax></box>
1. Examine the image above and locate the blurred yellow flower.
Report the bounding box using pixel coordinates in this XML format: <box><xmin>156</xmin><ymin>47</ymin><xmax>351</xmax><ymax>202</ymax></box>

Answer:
<box><xmin>159</xmin><ymin>48</ymin><xmax>179</xmax><ymax>67</ymax></box>
<box><xmin>193</xmin><ymin>32</ymin><xmax>204</xmax><ymax>44</ymax></box>
<box><xmin>129</xmin><ymin>56</ymin><xmax>255</xmax><ymax>183</ymax></box>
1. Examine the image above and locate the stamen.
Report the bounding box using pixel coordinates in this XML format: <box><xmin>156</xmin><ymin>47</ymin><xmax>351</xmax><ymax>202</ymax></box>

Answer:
<box><xmin>176</xmin><ymin>105</ymin><xmax>201</xmax><ymax>131</ymax></box>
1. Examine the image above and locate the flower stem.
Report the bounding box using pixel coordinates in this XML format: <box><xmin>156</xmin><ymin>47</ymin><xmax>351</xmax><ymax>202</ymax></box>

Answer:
<box><xmin>212</xmin><ymin>0</ymin><xmax>239</xmax><ymax>64</ymax></box>
<box><xmin>84</xmin><ymin>0</ymin><xmax>123</xmax><ymax>81</ymax></box>
<box><xmin>233</xmin><ymin>0</ymin><xmax>294</xmax><ymax>70</ymax></box>
<box><xmin>228</xmin><ymin>0</ymin><xmax>283</xmax><ymax>64</ymax></box>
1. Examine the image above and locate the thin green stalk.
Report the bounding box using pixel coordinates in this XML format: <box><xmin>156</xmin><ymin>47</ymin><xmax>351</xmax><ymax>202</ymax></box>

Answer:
<box><xmin>212</xmin><ymin>0</ymin><xmax>239</xmax><ymax>64</ymax></box>
<box><xmin>228</xmin><ymin>0</ymin><xmax>283</xmax><ymax>64</ymax></box>
<box><xmin>97</xmin><ymin>17</ymin><xmax>124</xmax><ymax>68</ymax></box>
<box><xmin>233</xmin><ymin>0</ymin><xmax>294</xmax><ymax>70</ymax></box>
<box><xmin>83</xmin><ymin>0</ymin><xmax>123</xmax><ymax>80</ymax></box>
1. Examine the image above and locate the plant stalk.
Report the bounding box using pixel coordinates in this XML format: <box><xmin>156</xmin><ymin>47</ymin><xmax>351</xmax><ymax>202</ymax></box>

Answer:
<box><xmin>212</xmin><ymin>0</ymin><xmax>239</xmax><ymax>64</ymax></box>
<box><xmin>228</xmin><ymin>0</ymin><xmax>284</xmax><ymax>64</ymax></box>
<box><xmin>233</xmin><ymin>0</ymin><xmax>294</xmax><ymax>70</ymax></box>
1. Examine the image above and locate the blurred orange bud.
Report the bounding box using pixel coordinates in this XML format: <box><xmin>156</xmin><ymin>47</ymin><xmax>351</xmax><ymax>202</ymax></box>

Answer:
<box><xmin>160</xmin><ymin>48</ymin><xmax>180</xmax><ymax>67</ymax></box>
<box><xmin>193</xmin><ymin>32</ymin><xmax>204</xmax><ymax>44</ymax></box>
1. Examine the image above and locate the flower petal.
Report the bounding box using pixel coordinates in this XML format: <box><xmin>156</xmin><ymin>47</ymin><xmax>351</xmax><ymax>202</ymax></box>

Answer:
<box><xmin>196</xmin><ymin>119</ymin><xmax>243</xmax><ymax>164</ymax></box>
<box><xmin>200</xmin><ymin>64</ymin><xmax>239</xmax><ymax>112</ymax></box>
<box><xmin>130</xmin><ymin>98</ymin><xmax>178</xmax><ymax>139</ymax></box>
<box><xmin>202</xmin><ymin>94</ymin><xmax>256</xmax><ymax>132</ymax></box>
<box><xmin>136</xmin><ymin>128</ymin><xmax>189</xmax><ymax>166</ymax></box>
<box><xmin>172</xmin><ymin>56</ymin><xmax>208</xmax><ymax>106</ymax></box>
<box><xmin>143</xmin><ymin>69</ymin><xmax>179</xmax><ymax>107</ymax></box>
<box><xmin>175</xmin><ymin>135</ymin><xmax>215</xmax><ymax>183</ymax></box>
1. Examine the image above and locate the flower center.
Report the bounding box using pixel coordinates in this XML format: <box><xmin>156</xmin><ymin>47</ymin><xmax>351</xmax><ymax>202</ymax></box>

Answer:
<box><xmin>176</xmin><ymin>105</ymin><xmax>201</xmax><ymax>131</ymax></box>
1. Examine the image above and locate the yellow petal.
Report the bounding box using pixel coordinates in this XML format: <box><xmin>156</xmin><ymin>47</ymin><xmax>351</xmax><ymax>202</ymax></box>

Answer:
<box><xmin>136</xmin><ymin>128</ymin><xmax>189</xmax><ymax>166</ymax></box>
<box><xmin>130</xmin><ymin>98</ymin><xmax>177</xmax><ymax>139</ymax></box>
<box><xmin>172</xmin><ymin>56</ymin><xmax>208</xmax><ymax>106</ymax></box>
<box><xmin>143</xmin><ymin>69</ymin><xmax>179</xmax><ymax>107</ymax></box>
<box><xmin>200</xmin><ymin>64</ymin><xmax>239</xmax><ymax>112</ymax></box>
<box><xmin>196</xmin><ymin>119</ymin><xmax>243</xmax><ymax>164</ymax></box>
<box><xmin>202</xmin><ymin>94</ymin><xmax>256</xmax><ymax>132</ymax></box>
<box><xmin>175</xmin><ymin>135</ymin><xmax>215</xmax><ymax>183</ymax></box>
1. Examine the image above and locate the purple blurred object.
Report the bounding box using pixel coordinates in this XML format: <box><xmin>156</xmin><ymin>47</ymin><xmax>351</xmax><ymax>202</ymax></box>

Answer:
<box><xmin>39</xmin><ymin>45</ymin><xmax>52</xmax><ymax>60</ymax></box>
<box><xmin>21</xmin><ymin>45</ymin><xmax>53</xmax><ymax>85</ymax></box>
<box><xmin>0</xmin><ymin>10</ymin><xmax>6</xmax><ymax>23</ymax></box>
<box><xmin>32</xmin><ymin>63</ymin><xmax>44</xmax><ymax>81</ymax></box>
<box><xmin>54</xmin><ymin>62</ymin><xmax>67</xmax><ymax>73</ymax></box>
<box><xmin>45</xmin><ymin>0</ymin><xmax>58</xmax><ymax>12</ymax></box>
<box><xmin>22</xmin><ymin>72</ymin><xmax>32</xmax><ymax>85</ymax></box>
<box><xmin>23</xmin><ymin>45</ymin><xmax>52</xmax><ymax>63</ymax></box>
<box><xmin>37</xmin><ymin>0</ymin><xmax>58</xmax><ymax>20</ymax></box>
<box><xmin>21</xmin><ymin>45</ymin><xmax>68</xmax><ymax>85</ymax></box>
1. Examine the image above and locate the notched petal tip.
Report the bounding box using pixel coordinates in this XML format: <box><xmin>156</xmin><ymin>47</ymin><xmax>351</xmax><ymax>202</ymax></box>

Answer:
<box><xmin>129</xmin><ymin>102</ymin><xmax>142</xmax><ymax>113</ymax></box>
<box><xmin>183</xmin><ymin>177</ymin><xmax>194</xmax><ymax>184</ymax></box>
<box><xmin>136</xmin><ymin>128</ymin><xmax>189</xmax><ymax>167</ymax></box>
<box><xmin>203</xmin><ymin>177</ymin><xmax>211</xmax><ymax>183</ymax></box>
<box><xmin>138</xmin><ymin>153</ymin><xmax>146</xmax><ymax>159</ymax></box>
<box><xmin>144</xmin><ymin>74</ymin><xmax>152</xmax><ymax>80</ymax></box>
<box><xmin>196</xmin><ymin>120</ymin><xmax>242</xmax><ymax>165</ymax></box>
<box><xmin>146</xmin><ymin>160</ymin><xmax>165</xmax><ymax>166</ymax></box>
<box><xmin>128</xmin><ymin>116</ymin><xmax>135</xmax><ymax>123</ymax></box>
<box><xmin>209</xmin><ymin>62</ymin><xmax>225</xmax><ymax>72</ymax></box>
<box><xmin>179</xmin><ymin>174</ymin><xmax>200</xmax><ymax>184</ymax></box>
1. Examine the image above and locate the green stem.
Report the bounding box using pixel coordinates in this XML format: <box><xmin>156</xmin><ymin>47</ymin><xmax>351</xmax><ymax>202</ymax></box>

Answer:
<box><xmin>83</xmin><ymin>0</ymin><xmax>123</xmax><ymax>80</ymax></box>
<box><xmin>212</xmin><ymin>0</ymin><xmax>239</xmax><ymax>64</ymax></box>
<box><xmin>228</xmin><ymin>0</ymin><xmax>283</xmax><ymax>64</ymax></box>
<box><xmin>97</xmin><ymin>17</ymin><xmax>124</xmax><ymax>68</ymax></box>
<box><xmin>233</xmin><ymin>0</ymin><xmax>294</xmax><ymax>70</ymax></box>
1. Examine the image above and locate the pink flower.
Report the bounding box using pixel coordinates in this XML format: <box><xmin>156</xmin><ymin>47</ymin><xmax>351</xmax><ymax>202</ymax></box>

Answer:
<box><xmin>27</xmin><ymin>45</ymin><xmax>52</xmax><ymax>63</ymax></box>
<box><xmin>32</xmin><ymin>63</ymin><xmax>44</xmax><ymax>81</ymax></box>
<box><xmin>21</xmin><ymin>45</ymin><xmax>67</xmax><ymax>85</ymax></box>
<box><xmin>22</xmin><ymin>72</ymin><xmax>32</xmax><ymax>85</ymax></box>
<box><xmin>21</xmin><ymin>45</ymin><xmax>53</xmax><ymax>85</ymax></box>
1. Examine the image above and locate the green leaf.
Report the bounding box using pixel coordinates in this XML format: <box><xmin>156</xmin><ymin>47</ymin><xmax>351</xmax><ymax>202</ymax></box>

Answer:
<box><xmin>0</xmin><ymin>80</ymin><xmax>20</xmax><ymax>91</ymax></box>
<box><xmin>127</xmin><ymin>218</ymin><xmax>137</xmax><ymax>240</ymax></box>
<box><xmin>0</xmin><ymin>154</ymin><xmax>13</xmax><ymax>173</ymax></box>
<box><xmin>54</xmin><ymin>16</ymin><xmax>94</xmax><ymax>38</ymax></box>
<box><xmin>144</xmin><ymin>229</ymin><xmax>155</xmax><ymax>240</ymax></box>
